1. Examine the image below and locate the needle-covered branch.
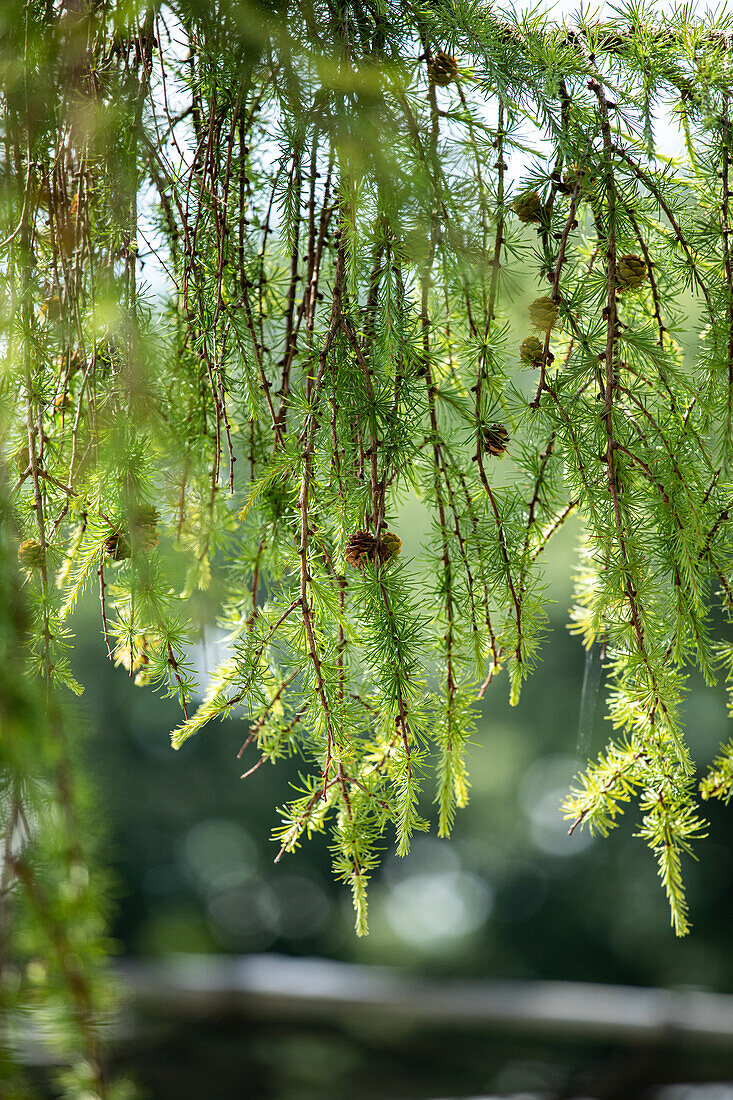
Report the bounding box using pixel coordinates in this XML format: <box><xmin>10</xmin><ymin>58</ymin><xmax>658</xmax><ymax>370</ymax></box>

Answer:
<box><xmin>4</xmin><ymin>2</ymin><xmax>733</xmax><ymax>978</ymax></box>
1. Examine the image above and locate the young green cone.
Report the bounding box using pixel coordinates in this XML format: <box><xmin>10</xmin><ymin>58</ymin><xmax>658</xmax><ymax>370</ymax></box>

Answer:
<box><xmin>519</xmin><ymin>336</ymin><xmax>545</xmax><ymax>367</ymax></box>
<box><xmin>512</xmin><ymin>191</ymin><xmax>544</xmax><ymax>224</ymax></box>
<box><xmin>17</xmin><ymin>538</ymin><xmax>45</xmax><ymax>569</ymax></box>
<box><xmin>528</xmin><ymin>296</ymin><xmax>559</xmax><ymax>332</ymax></box>
<box><xmin>615</xmin><ymin>254</ymin><xmax>648</xmax><ymax>291</ymax></box>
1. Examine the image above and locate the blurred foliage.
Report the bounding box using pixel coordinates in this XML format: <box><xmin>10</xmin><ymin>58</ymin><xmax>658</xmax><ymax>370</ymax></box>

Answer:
<box><xmin>0</xmin><ymin>481</ymin><xmax>131</xmax><ymax>1100</ymax></box>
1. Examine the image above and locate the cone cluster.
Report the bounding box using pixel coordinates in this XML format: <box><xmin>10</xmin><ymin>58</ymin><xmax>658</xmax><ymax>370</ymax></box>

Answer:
<box><xmin>345</xmin><ymin>529</ymin><xmax>402</xmax><ymax>569</ymax></box>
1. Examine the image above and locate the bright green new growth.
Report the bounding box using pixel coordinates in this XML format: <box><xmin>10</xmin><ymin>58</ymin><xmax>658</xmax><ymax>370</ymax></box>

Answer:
<box><xmin>4</xmin><ymin>0</ymin><xmax>733</xmax><ymax>981</ymax></box>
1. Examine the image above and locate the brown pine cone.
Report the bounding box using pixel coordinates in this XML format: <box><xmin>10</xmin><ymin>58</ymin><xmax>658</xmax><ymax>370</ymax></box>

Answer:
<box><xmin>482</xmin><ymin>423</ymin><xmax>510</xmax><ymax>457</ymax></box>
<box><xmin>345</xmin><ymin>531</ymin><xmax>376</xmax><ymax>569</ymax></box>
<box><xmin>429</xmin><ymin>51</ymin><xmax>459</xmax><ymax>86</ymax></box>
<box><xmin>105</xmin><ymin>530</ymin><xmax>131</xmax><ymax>562</ymax></box>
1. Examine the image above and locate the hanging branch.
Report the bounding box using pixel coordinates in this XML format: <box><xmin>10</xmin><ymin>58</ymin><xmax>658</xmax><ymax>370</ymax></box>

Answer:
<box><xmin>6</xmin><ymin>4</ymin><xmax>733</xmax><ymax>990</ymax></box>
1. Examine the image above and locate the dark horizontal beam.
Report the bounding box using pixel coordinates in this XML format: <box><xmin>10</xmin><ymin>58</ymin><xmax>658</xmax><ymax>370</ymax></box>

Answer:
<box><xmin>120</xmin><ymin>953</ymin><xmax>733</xmax><ymax>1047</ymax></box>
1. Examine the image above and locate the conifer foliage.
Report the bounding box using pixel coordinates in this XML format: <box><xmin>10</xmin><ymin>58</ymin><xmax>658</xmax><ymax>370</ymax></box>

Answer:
<box><xmin>4</xmin><ymin>1</ymin><xmax>733</xmax><ymax>1066</ymax></box>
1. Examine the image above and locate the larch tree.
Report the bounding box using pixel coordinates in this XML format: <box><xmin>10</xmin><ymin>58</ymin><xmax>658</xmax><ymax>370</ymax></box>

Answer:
<box><xmin>2</xmin><ymin>0</ymin><xmax>733</xmax><ymax>1093</ymax></box>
